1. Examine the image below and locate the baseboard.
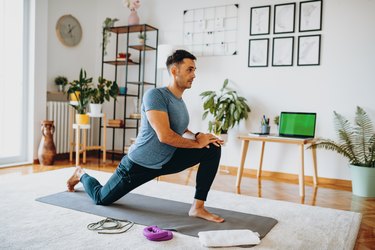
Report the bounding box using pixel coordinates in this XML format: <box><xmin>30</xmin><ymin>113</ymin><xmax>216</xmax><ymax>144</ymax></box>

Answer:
<box><xmin>220</xmin><ymin>165</ymin><xmax>352</xmax><ymax>190</ymax></box>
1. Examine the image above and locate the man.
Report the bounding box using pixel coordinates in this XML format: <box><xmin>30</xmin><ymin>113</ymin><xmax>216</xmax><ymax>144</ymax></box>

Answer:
<box><xmin>67</xmin><ymin>50</ymin><xmax>224</xmax><ymax>223</ymax></box>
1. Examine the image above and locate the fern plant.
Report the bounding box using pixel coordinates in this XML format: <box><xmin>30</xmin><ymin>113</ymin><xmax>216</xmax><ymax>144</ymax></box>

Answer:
<box><xmin>200</xmin><ymin>79</ymin><xmax>251</xmax><ymax>134</ymax></box>
<box><xmin>309</xmin><ymin>106</ymin><xmax>375</xmax><ymax>168</ymax></box>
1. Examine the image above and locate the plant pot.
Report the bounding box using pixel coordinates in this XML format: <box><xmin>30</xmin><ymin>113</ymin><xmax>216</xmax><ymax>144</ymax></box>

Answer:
<box><xmin>139</xmin><ymin>38</ymin><xmax>145</xmax><ymax>45</ymax></box>
<box><xmin>70</xmin><ymin>91</ymin><xmax>80</xmax><ymax>101</ymax></box>
<box><xmin>57</xmin><ymin>85</ymin><xmax>64</xmax><ymax>92</ymax></box>
<box><xmin>350</xmin><ymin>164</ymin><xmax>375</xmax><ymax>197</ymax></box>
<box><xmin>76</xmin><ymin>114</ymin><xmax>90</xmax><ymax>125</ymax></box>
<box><xmin>89</xmin><ymin>103</ymin><xmax>103</xmax><ymax>116</ymax></box>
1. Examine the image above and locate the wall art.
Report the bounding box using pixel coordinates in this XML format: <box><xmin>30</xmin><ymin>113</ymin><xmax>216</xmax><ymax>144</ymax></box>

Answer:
<box><xmin>272</xmin><ymin>36</ymin><xmax>294</xmax><ymax>66</ymax></box>
<box><xmin>297</xmin><ymin>35</ymin><xmax>321</xmax><ymax>66</ymax></box>
<box><xmin>299</xmin><ymin>0</ymin><xmax>322</xmax><ymax>32</ymax></box>
<box><xmin>250</xmin><ymin>5</ymin><xmax>271</xmax><ymax>35</ymax></box>
<box><xmin>274</xmin><ymin>3</ymin><xmax>295</xmax><ymax>34</ymax></box>
<box><xmin>248</xmin><ymin>38</ymin><xmax>269</xmax><ymax>67</ymax></box>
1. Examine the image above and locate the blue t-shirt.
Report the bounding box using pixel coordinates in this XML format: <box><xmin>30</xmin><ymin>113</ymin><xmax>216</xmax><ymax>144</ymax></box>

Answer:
<box><xmin>127</xmin><ymin>87</ymin><xmax>189</xmax><ymax>169</ymax></box>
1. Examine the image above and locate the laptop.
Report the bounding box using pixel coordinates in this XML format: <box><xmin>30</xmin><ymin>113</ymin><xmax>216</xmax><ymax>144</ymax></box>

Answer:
<box><xmin>278</xmin><ymin>112</ymin><xmax>317</xmax><ymax>139</ymax></box>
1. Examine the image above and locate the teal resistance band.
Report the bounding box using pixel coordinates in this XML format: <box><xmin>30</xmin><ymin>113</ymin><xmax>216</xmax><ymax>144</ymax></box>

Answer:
<box><xmin>87</xmin><ymin>217</ymin><xmax>134</xmax><ymax>234</ymax></box>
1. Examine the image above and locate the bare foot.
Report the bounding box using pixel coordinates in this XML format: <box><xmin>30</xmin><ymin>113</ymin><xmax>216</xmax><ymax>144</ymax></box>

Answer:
<box><xmin>189</xmin><ymin>206</ymin><xmax>225</xmax><ymax>223</ymax></box>
<box><xmin>66</xmin><ymin>166</ymin><xmax>84</xmax><ymax>192</ymax></box>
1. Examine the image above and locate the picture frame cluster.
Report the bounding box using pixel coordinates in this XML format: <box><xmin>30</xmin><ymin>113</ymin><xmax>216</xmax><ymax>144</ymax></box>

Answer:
<box><xmin>248</xmin><ymin>0</ymin><xmax>322</xmax><ymax>67</ymax></box>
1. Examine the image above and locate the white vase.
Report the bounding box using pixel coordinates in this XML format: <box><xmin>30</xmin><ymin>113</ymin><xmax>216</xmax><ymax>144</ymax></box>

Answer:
<box><xmin>89</xmin><ymin>103</ymin><xmax>103</xmax><ymax>116</ymax></box>
<box><xmin>128</xmin><ymin>10</ymin><xmax>140</xmax><ymax>25</ymax></box>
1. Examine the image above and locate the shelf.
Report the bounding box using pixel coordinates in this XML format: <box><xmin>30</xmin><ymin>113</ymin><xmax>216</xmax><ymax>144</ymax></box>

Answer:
<box><xmin>129</xmin><ymin>45</ymin><xmax>156</xmax><ymax>51</ymax></box>
<box><xmin>127</xmin><ymin>81</ymin><xmax>156</xmax><ymax>86</ymax></box>
<box><xmin>118</xmin><ymin>93</ymin><xmax>138</xmax><ymax>97</ymax></box>
<box><xmin>104</xmin><ymin>125</ymin><xmax>138</xmax><ymax>129</ymax></box>
<box><xmin>106</xmin><ymin>149</ymin><xmax>125</xmax><ymax>155</ymax></box>
<box><xmin>104</xmin><ymin>60</ymin><xmax>139</xmax><ymax>66</ymax></box>
<box><xmin>100</xmin><ymin>23</ymin><xmax>158</xmax><ymax>162</ymax></box>
<box><xmin>108</xmin><ymin>24</ymin><xmax>158</xmax><ymax>34</ymax></box>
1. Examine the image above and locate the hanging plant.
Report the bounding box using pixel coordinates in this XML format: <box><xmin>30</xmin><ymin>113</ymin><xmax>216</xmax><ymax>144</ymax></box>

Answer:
<box><xmin>101</xmin><ymin>17</ymin><xmax>119</xmax><ymax>56</ymax></box>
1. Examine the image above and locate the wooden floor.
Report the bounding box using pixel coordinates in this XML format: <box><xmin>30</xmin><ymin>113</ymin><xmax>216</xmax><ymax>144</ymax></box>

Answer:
<box><xmin>1</xmin><ymin>157</ymin><xmax>374</xmax><ymax>250</ymax></box>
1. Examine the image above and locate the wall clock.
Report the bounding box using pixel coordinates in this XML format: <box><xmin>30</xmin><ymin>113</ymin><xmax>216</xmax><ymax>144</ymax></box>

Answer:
<box><xmin>56</xmin><ymin>14</ymin><xmax>82</xmax><ymax>47</ymax></box>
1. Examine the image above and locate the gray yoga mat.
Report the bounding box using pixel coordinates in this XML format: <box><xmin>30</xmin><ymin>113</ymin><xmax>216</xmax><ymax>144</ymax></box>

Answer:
<box><xmin>37</xmin><ymin>190</ymin><xmax>277</xmax><ymax>238</ymax></box>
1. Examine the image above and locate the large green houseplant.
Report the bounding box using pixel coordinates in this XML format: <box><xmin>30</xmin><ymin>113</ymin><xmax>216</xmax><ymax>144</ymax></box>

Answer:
<box><xmin>200</xmin><ymin>79</ymin><xmax>251</xmax><ymax>135</ymax></box>
<box><xmin>309</xmin><ymin>106</ymin><xmax>375</xmax><ymax>197</ymax></box>
<box><xmin>89</xmin><ymin>77</ymin><xmax>119</xmax><ymax>116</ymax></box>
<box><xmin>66</xmin><ymin>69</ymin><xmax>93</xmax><ymax>124</ymax></box>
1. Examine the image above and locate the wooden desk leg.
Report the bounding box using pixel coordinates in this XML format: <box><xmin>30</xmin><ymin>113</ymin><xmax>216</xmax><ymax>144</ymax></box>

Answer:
<box><xmin>103</xmin><ymin>114</ymin><xmax>106</xmax><ymax>163</ymax></box>
<box><xmin>257</xmin><ymin>142</ymin><xmax>266</xmax><ymax>180</ymax></box>
<box><xmin>236</xmin><ymin>140</ymin><xmax>249</xmax><ymax>189</ymax></box>
<box><xmin>311</xmin><ymin>147</ymin><xmax>318</xmax><ymax>187</ymax></box>
<box><xmin>83</xmin><ymin>128</ymin><xmax>87</xmax><ymax>164</ymax></box>
<box><xmin>75</xmin><ymin>126</ymin><xmax>80</xmax><ymax>166</ymax></box>
<box><xmin>299</xmin><ymin>144</ymin><xmax>305</xmax><ymax>197</ymax></box>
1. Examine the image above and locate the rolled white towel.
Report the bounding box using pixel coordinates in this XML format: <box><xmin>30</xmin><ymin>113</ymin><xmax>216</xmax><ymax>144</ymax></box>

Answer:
<box><xmin>198</xmin><ymin>229</ymin><xmax>260</xmax><ymax>247</ymax></box>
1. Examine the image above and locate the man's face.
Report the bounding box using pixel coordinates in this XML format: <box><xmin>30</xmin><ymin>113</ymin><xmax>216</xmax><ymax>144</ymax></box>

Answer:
<box><xmin>174</xmin><ymin>58</ymin><xmax>196</xmax><ymax>89</ymax></box>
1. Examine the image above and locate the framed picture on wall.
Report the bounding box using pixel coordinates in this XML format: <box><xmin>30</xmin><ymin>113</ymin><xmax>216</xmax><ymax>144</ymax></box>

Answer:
<box><xmin>274</xmin><ymin>3</ymin><xmax>295</xmax><ymax>34</ymax></box>
<box><xmin>299</xmin><ymin>0</ymin><xmax>322</xmax><ymax>32</ymax></box>
<box><xmin>272</xmin><ymin>37</ymin><xmax>294</xmax><ymax>66</ymax></box>
<box><xmin>250</xmin><ymin>5</ymin><xmax>271</xmax><ymax>35</ymax></box>
<box><xmin>248</xmin><ymin>38</ymin><xmax>269</xmax><ymax>67</ymax></box>
<box><xmin>297</xmin><ymin>35</ymin><xmax>321</xmax><ymax>66</ymax></box>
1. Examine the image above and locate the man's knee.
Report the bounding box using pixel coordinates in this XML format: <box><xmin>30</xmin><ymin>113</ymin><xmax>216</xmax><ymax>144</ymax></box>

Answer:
<box><xmin>207</xmin><ymin>144</ymin><xmax>221</xmax><ymax>157</ymax></box>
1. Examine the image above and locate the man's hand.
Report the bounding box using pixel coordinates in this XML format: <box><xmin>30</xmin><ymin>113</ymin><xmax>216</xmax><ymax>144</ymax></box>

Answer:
<box><xmin>195</xmin><ymin>133</ymin><xmax>224</xmax><ymax>148</ymax></box>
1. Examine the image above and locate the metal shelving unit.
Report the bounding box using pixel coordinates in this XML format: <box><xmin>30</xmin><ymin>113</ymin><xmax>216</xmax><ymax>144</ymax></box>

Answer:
<box><xmin>99</xmin><ymin>24</ymin><xmax>158</xmax><ymax>160</ymax></box>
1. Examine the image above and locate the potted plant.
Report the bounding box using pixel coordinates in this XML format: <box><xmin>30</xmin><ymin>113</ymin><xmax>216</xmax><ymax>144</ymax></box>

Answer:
<box><xmin>65</xmin><ymin>69</ymin><xmax>93</xmax><ymax>124</ymax></box>
<box><xmin>200</xmin><ymin>79</ymin><xmax>251</xmax><ymax>136</ymax></box>
<box><xmin>308</xmin><ymin>106</ymin><xmax>375</xmax><ymax>197</ymax></box>
<box><xmin>54</xmin><ymin>76</ymin><xmax>68</xmax><ymax>92</ymax></box>
<box><xmin>101</xmin><ymin>17</ymin><xmax>119</xmax><ymax>56</ymax></box>
<box><xmin>138</xmin><ymin>32</ymin><xmax>146</xmax><ymax>45</ymax></box>
<box><xmin>89</xmin><ymin>77</ymin><xmax>119</xmax><ymax>116</ymax></box>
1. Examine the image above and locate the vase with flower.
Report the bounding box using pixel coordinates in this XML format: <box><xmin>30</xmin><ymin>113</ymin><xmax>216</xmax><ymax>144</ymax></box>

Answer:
<box><xmin>124</xmin><ymin>0</ymin><xmax>141</xmax><ymax>25</ymax></box>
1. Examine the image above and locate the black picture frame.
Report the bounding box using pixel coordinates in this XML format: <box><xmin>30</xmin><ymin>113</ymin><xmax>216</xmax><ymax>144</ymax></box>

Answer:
<box><xmin>273</xmin><ymin>3</ymin><xmax>296</xmax><ymax>34</ymax></box>
<box><xmin>250</xmin><ymin>5</ymin><xmax>271</xmax><ymax>36</ymax></box>
<box><xmin>272</xmin><ymin>37</ymin><xmax>294</xmax><ymax>66</ymax></box>
<box><xmin>297</xmin><ymin>35</ymin><xmax>321</xmax><ymax>66</ymax></box>
<box><xmin>299</xmin><ymin>0</ymin><xmax>322</xmax><ymax>32</ymax></box>
<box><xmin>248</xmin><ymin>38</ymin><xmax>269</xmax><ymax>67</ymax></box>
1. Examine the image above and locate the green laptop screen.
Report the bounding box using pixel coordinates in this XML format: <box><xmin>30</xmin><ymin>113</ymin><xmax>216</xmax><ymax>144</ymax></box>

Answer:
<box><xmin>279</xmin><ymin>112</ymin><xmax>316</xmax><ymax>138</ymax></box>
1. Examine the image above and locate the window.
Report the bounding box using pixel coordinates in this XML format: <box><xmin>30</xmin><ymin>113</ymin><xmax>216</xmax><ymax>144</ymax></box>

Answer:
<box><xmin>0</xmin><ymin>0</ymin><xmax>30</xmax><ymax>167</ymax></box>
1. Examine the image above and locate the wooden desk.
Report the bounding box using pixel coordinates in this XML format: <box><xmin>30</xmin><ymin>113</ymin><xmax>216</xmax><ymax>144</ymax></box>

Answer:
<box><xmin>236</xmin><ymin>134</ymin><xmax>318</xmax><ymax>197</ymax></box>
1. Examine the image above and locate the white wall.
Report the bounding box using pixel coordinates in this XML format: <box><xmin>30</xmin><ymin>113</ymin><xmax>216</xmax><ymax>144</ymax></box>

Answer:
<box><xmin>35</xmin><ymin>0</ymin><xmax>375</xmax><ymax>180</ymax></box>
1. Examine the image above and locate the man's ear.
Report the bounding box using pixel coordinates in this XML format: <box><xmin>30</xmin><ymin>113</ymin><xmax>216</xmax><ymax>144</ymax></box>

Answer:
<box><xmin>170</xmin><ymin>64</ymin><xmax>177</xmax><ymax>76</ymax></box>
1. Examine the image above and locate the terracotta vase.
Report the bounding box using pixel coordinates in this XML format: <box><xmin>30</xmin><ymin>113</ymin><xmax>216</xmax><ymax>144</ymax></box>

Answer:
<box><xmin>128</xmin><ymin>10</ymin><xmax>140</xmax><ymax>25</ymax></box>
<box><xmin>38</xmin><ymin>120</ymin><xmax>57</xmax><ymax>166</ymax></box>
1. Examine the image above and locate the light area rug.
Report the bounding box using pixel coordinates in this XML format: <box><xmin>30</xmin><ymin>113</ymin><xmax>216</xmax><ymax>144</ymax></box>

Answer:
<box><xmin>0</xmin><ymin>168</ymin><xmax>361</xmax><ymax>250</ymax></box>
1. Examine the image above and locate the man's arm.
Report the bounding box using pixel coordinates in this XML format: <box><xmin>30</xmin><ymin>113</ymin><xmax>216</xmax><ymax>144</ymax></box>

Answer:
<box><xmin>146</xmin><ymin>110</ymin><xmax>218</xmax><ymax>148</ymax></box>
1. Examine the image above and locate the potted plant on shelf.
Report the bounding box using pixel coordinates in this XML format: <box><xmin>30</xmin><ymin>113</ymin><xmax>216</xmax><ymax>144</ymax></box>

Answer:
<box><xmin>308</xmin><ymin>106</ymin><xmax>375</xmax><ymax>197</ymax></box>
<box><xmin>54</xmin><ymin>76</ymin><xmax>68</xmax><ymax>92</ymax></box>
<box><xmin>138</xmin><ymin>32</ymin><xmax>146</xmax><ymax>45</ymax></box>
<box><xmin>65</xmin><ymin>69</ymin><xmax>93</xmax><ymax>125</ymax></box>
<box><xmin>89</xmin><ymin>77</ymin><xmax>119</xmax><ymax>116</ymax></box>
<box><xmin>200</xmin><ymin>79</ymin><xmax>251</xmax><ymax>137</ymax></box>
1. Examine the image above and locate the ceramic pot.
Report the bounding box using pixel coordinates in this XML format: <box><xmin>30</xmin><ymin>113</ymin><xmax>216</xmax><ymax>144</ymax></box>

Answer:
<box><xmin>128</xmin><ymin>10</ymin><xmax>140</xmax><ymax>25</ymax></box>
<box><xmin>350</xmin><ymin>164</ymin><xmax>375</xmax><ymax>197</ymax></box>
<box><xmin>38</xmin><ymin>120</ymin><xmax>56</xmax><ymax>166</ymax></box>
<box><xmin>89</xmin><ymin>103</ymin><xmax>103</xmax><ymax>116</ymax></box>
<box><xmin>76</xmin><ymin>114</ymin><xmax>90</xmax><ymax>125</ymax></box>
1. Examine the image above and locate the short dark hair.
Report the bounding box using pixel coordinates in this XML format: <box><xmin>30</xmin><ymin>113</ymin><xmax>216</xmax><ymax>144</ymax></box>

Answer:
<box><xmin>166</xmin><ymin>50</ymin><xmax>196</xmax><ymax>70</ymax></box>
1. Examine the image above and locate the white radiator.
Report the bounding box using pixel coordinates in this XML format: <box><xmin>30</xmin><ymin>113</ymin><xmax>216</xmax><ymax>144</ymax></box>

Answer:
<box><xmin>46</xmin><ymin>101</ymin><xmax>94</xmax><ymax>154</ymax></box>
